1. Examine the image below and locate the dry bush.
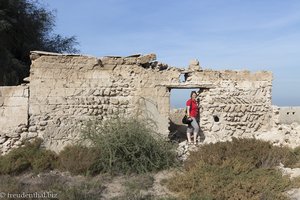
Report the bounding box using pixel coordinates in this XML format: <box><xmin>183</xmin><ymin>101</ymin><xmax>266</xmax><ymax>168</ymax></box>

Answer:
<box><xmin>167</xmin><ymin>138</ymin><xmax>299</xmax><ymax>200</ymax></box>
<box><xmin>0</xmin><ymin>139</ymin><xmax>57</xmax><ymax>175</ymax></box>
<box><xmin>288</xmin><ymin>146</ymin><xmax>300</xmax><ymax>168</ymax></box>
<box><xmin>58</xmin><ymin>145</ymin><xmax>101</xmax><ymax>175</ymax></box>
<box><xmin>81</xmin><ymin>117</ymin><xmax>178</xmax><ymax>175</ymax></box>
<box><xmin>185</xmin><ymin>138</ymin><xmax>297</xmax><ymax>173</ymax></box>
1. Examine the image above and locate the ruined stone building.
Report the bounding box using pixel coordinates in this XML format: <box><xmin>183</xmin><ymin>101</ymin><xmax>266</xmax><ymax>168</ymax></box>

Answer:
<box><xmin>0</xmin><ymin>51</ymin><xmax>290</xmax><ymax>153</ymax></box>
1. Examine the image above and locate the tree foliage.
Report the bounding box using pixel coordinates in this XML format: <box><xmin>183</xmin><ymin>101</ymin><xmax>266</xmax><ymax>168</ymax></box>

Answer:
<box><xmin>0</xmin><ymin>0</ymin><xmax>79</xmax><ymax>85</ymax></box>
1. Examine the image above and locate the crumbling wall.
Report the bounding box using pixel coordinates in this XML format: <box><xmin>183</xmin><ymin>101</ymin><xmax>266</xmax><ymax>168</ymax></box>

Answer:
<box><xmin>194</xmin><ymin>70</ymin><xmax>273</xmax><ymax>141</ymax></box>
<box><xmin>27</xmin><ymin>52</ymin><xmax>181</xmax><ymax>152</ymax></box>
<box><xmin>0</xmin><ymin>51</ymin><xmax>275</xmax><ymax>153</ymax></box>
<box><xmin>249</xmin><ymin>106</ymin><xmax>300</xmax><ymax>148</ymax></box>
<box><xmin>278</xmin><ymin>107</ymin><xmax>300</xmax><ymax>124</ymax></box>
<box><xmin>168</xmin><ymin>69</ymin><xmax>272</xmax><ymax>142</ymax></box>
<box><xmin>0</xmin><ymin>86</ymin><xmax>28</xmax><ymax>153</ymax></box>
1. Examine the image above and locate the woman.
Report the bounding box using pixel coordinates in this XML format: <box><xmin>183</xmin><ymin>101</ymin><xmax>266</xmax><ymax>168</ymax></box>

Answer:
<box><xmin>186</xmin><ymin>91</ymin><xmax>199</xmax><ymax>145</ymax></box>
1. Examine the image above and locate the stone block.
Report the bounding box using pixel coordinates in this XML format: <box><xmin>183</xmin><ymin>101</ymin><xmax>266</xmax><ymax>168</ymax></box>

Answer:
<box><xmin>28</xmin><ymin>126</ymin><xmax>37</xmax><ymax>132</ymax></box>
<box><xmin>93</xmin><ymin>90</ymin><xmax>101</xmax><ymax>96</ymax></box>
<box><xmin>212</xmin><ymin>124</ymin><xmax>220</xmax><ymax>132</ymax></box>
<box><xmin>103</xmin><ymin>89</ymin><xmax>111</xmax><ymax>96</ymax></box>
<box><xmin>137</xmin><ymin>54</ymin><xmax>156</xmax><ymax>64</ymax></box>
<box><xmin>0</xmin><ymin>137</ymin><xmax>7</xmax><ymax>144</ymax></box>
<box><xmin>229</xmin><ymin>106</ymin><xmax>235</xmax><ymax>112</ymax></box>
<box><xmin>3</xmin><ymin>97</ymin><xmax>28</xmax><ymax>106</ymax></box>
<box><xmin>39</xmin><ymin>121</ymin><xmax>48</xmax><ymax>126</ymax></box>
<box><xmin>101</xmin><ymin>57</ymin><xmax>124</xmax><ymax>65</ymax></box>
<box><xmin>188</xmin><ymin>59</ymin><xmax>201</xmax><ymax>71</ymax></box>
<box><xmin>110</xmin><ymin>99</ymin><xmax>119</xmax><ymax>105</ymax></box>
<box><xmin>120</xmin><ymin>100</ymin><xmax>129</xmax><ymax>105</ymax></box>
<box><xmin>240</xmin><ymin>105</ymin><xmax>247</xmax><ymax>113</ymax></box>
<box><xmin>224</xmin><ymin>105</ymin><xmax>231</xmax><ymax>112</ymax></box>
<box><xmin>15</xmin><ymin>127</ymin><xmax>23</xmax><ymax>134</ymax></box>
<box><xmin>124</xmin><ymin>57</ymin><xmax>138</xmax><ymax>65</ymax></box>
<box><xmin>26</xmin><ymin>132</ymin><xmax>38</xmax><ymax>139</ymax></box>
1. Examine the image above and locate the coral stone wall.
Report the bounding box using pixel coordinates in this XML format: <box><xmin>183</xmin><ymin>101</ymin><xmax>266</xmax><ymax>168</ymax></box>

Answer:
<box><xmin>169</xmin><ymin>70</ymin><xmax>273</xmax><ymax>142</ymax></box>
<box><xmin>0</xmin><ymin>86</ymin><xmax>28</xmax><ymax>153</ymax></box>
<box><xmin>0</xmin><ymin>51</ymin><xmax>275</xmax><ymax>153</ymax></box>
<box><xmin>28</xmin><ymin>52</ymin><xmax>181</xmax><ymax>151</ymax></box>
<box><xmin>196</xmin><ymin>71</ymin><xmax>273</xmax><ymax>141</ymax></box>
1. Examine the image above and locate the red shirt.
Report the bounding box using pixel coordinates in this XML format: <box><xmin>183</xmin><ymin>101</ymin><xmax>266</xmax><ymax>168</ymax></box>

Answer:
<box><xmin>186</xmin><ymin>99</ymin><xmax>198</xmax><ymax>118</ymax></box>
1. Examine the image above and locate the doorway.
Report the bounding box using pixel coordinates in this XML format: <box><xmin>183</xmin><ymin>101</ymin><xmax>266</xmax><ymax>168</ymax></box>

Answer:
<box><xmin>168</xmin><ymin>87</ymin><xmax>202</xmax><ymax>142</ymax></box>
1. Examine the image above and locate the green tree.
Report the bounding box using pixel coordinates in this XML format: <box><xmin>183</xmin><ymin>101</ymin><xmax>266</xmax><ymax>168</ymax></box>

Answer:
<box><xmin>0</xmin><ymin>0</ymin><xmax>79</xmax><ymax>86</ymax></box>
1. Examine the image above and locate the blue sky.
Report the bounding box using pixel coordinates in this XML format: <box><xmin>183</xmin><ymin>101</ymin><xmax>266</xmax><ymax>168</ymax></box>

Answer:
<box><xmin>42</xmin><ymin>0</ymin><xmax>300</xmax><ymax>107</ymax></box>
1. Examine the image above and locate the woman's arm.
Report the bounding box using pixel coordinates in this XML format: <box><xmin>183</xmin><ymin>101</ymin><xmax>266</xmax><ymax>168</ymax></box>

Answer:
<box><xmin>187</xmin><ymin>106</ymin><xmax>190</xmax><ymax>117</ymax></box>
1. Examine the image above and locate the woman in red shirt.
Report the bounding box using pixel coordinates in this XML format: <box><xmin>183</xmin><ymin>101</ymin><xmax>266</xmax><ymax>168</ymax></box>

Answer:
<box><xmin>186</xmin><ymin>91</ymin><xmax>199</xmax><ymax>145</ymax></box>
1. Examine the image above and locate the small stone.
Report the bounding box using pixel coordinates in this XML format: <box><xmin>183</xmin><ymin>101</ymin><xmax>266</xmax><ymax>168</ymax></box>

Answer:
<box><xmin>0</xmin><ymin>137</ymin><xmax>7</xmax><ymax>144</ymax></box>
<box><xmin>16</xmin><ymin>128</ymin><xmax>23</xmax><ymax>133</ymax></box>
<box><xmin>93</xmin><ymin>90</ymin><xmax>101</xmax><ymax>96</ymax></box>
<box><xmin>110</xmin><ymin>99</ymin><xmax>119</xmax><ymax>105</ymax></box>
<box><xmin>7</xmin><ymin>131</ymin><xmax>20</xmax><ymax>138</ymax></box>
<box><xmin>212</xmin><ymin>125</ymin><xmax>220</xmax><ymax>132</ymax></box>
<box><xmin>137</xmin><ymin>53</ymin><xmax>156</xmax><ymax>64</ymax></box>
<box><xmin>3</xmin><ymin>139</ymin><xmax>11</xmax><ymax>147</ymax></box>
<box><xmin>189</xmin><ymin>59</ymin><xmax>199</xmax><ymax>66</ymax></box>
<box><xmin>14</xmin><ymin>141</ymin><xmax>22</xmax><ymax>146</ymax></box>
<box><xmin>103</xmin><ymin>89</ymin><xmax>110</xmax><ymax>96</ymax></box>
<box><xmin>28</xmin><ymin>126</ymin><xmax>37</xmax><ymax>132</ymax></box>
<box><xmin>27</xmin><ymin>132</ymin><xmax>38</xmax><ymax>139</ymax></box>
<box><xmin>188</xmin><ymin>59</ymin><xmax>201</xmax><ymax>71</ymax></box>
<box><xmin>43</xmin><ymin>115</ymin><xmax>50</xmax><ymax>120</ymax></box>
<box><xmin>224</xmin><ymin>105</ymin><xmax>231</xmax><ymax>112</ymax></box>
<box><xmin>39</xmin><ymin>121</ymin><xmax>48</xmax><ymax>126</ymax></box>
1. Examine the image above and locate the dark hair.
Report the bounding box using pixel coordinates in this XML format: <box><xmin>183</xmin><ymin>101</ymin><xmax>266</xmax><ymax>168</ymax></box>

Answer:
<box><xmin>190</xmin><ymin>91</ymin><xmax>197</xmax><ymax>98</ymax></box>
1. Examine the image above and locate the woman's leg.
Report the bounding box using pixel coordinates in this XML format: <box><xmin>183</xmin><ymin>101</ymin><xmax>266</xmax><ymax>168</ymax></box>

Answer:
<box><xmin>186</xmin><ymin>124</ymin><xmax>193</xmax><ymax>144</ymax></box>
<box><xmin>191</xmin><ymin>117</ymin><xmax>199</xmax><ymax>144</ymax></box>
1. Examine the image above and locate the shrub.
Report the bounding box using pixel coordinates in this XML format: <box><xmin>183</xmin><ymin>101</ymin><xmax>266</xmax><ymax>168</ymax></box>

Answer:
<box><xmin>167</xmin><ymin>138</ymin><xmax>298</xmax><ymax>200</ymax></box>
<box><xmin>185</xmin><ymin>138</ymin><xmax>297</xmax><ymax>173</ymax></box>
<box><xmin>0</xmin><ymin>138</ymin><xmax>57</xmax><ymax>174</ymax></box>
<box><xmin>58</xmin><ymin>145</ymin><xmax>101</xmax><ymax>175</ymax></box>
<box><xmin>0</xmin><ymin>173</ymin><xmax>105</xmax><ymax>200</ymax></box>
<box><xmin>81</xmin><ymin>117</ymin><xmax>178</xmax><ymax>174</ymax></box>
<box><xmin>288</xmin><ymin>146</ymin><xmax>300</xmax><ymax>168</ymax></box>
